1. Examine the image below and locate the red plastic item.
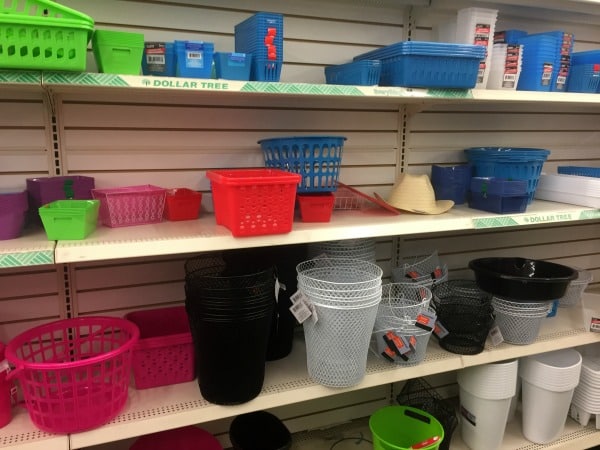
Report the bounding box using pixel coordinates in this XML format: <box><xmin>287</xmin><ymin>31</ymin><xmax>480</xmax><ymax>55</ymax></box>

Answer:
<box><xmin>297</xmin><ymin>193</ymin><xmax>334</xmax><ymax>222</ymax></box>
<box><xmin>207</xmin><ymin>168</ymin><xmax>301</xmax><ymax>237</ymax></box>
<box><xmin>4</xmin><ymin>317</ymin><xmax>139</xmax><ymax>434</ymax></box>
<box><xmin>125</xmin><ymin>306</ymin><xmax>195</xmax><ymax>389</ymax></box>
<box><xmin>164</xmin><ymin>188</ymin><xmax>202</xmax><ymax>221</ymax></box>
<box><xmin>130</xmin><ymin>425</ymin><xmax>223</xmax><ymax>450</ymax></box>
<box><xmin>0</xmin><ymin>343</ymin><xmax>11</xmax><ymax>429</ymax></box>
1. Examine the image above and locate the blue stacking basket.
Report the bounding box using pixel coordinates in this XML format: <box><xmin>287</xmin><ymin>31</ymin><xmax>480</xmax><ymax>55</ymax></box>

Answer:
<box><xmin>557</xmin><ymin>166</ymin><xmax>600</xmax><ymax>178</ymax></box>
<box><xmin>494</xmin><ymin>30</ymin><xmax>528</xmax><ymax>45</ymax></box>
<box><xmin>142</xmin><ymin>42</ymin><xmax>176</xmax><ymax>77</ymax></box>
<box><xmin>174</xmin><ymin>40</ymin><xmax>214</xmax><ymax>78</ymax></box>
<box><xmin>469</xmin><ymin>177</ymin><xmax>529</xmax><ymax>214</ymax></box>
<box><xmin>567</xmin><ymin>50</ymin><xmax>600</xmax><ymax>93</ymax></box>
<box><xmin>324</xmin><ymin>60</ymin><xmax>381</xmax><ymax>86</ymax></box>
<box><xmin>213</xmin><ymin>52</ymin><xmax>252</xmax><ymax>80</ymax></box>
<box><xmin>516</xmin><ymin>34</ymin><xmax>559</xmax><ymax>91</ymax></box>
<box><xmin>258</xmin><ymin>136</ymin><xmax>346</xmax><ymax>193</ymax></box>
<box><xmin>526</xmin><ymin>31</ymin><xmax>574</xmax><ymax>91</ymax></box>
<box><xmin>234</xmin><ymin>12</ymin><xmax>283</xmax><ymax>82</ymax></box>
<box><xmin>353</xmin><ymin>41</ymin><xmax>486</xmax><ymax>88</ymax></box>
<box><xmin>464</xmin><ymin>147</ymin><xmax>551</xmax><ymax>204</ymax></box>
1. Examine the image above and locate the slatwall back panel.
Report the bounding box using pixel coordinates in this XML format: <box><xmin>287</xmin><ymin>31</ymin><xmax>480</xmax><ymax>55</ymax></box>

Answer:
<box><xmin>0</xmin><ymin>90</ymin><xmax>52</xmax><ymax>190</ymax></box>
<box><xmin>0</xmin><ymin>265</ymin><xmax>66</xmax><ymax>343</ymax></box>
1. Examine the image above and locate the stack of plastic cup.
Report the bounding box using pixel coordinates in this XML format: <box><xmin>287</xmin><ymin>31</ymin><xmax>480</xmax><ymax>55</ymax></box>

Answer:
<box><xmin>519</xmin><ymin>349</ymin><xmax>582</xmax><ymax>444</ymax></box>
<box><xmin>455</xmin><ymin>7</ymin><xmax>499</xmax><ymax>89</ymax></box>
<box><xmin>492</xmin><ymin>296</ymin><xmax>553</xmax><ymax>345</ymax></box>
<box><xmin>516</xmin><ymin>34</ymin><xmax>560</xmax><ymax>91</ymax></box>
<box><xmin>457</xmin><ymin>359</ymin><xmax>519</xmax><ymax>450</ymax></box>
<box><xmin>570</xmin><ymin>356</ymin><xmax>600</xmax><ymax>427</ymax></box>
<box><xmin>487</xmin><ymin>44</ymin><xmax>523</xmax><ymax>90</ymax></box>
<box><xmin>296</xmin><ymin>257</ymin><xmax>383</xmax><ymax>387</ymax></box>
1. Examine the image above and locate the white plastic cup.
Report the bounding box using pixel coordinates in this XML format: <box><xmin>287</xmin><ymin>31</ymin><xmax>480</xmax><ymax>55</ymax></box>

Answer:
<box><xmin>457</xmin><ymin>359</ymin><xmax>518</xmax><ymax>399</ymax></box>
<box><xmin>521</xmin><ymin>380</ymin><xmax>576</xmax><ymax>444</ymax></box>
<box><xmin>459</xmin><ymin>386</ymin><xmax>512</xmax><ymax>450</ymax></box>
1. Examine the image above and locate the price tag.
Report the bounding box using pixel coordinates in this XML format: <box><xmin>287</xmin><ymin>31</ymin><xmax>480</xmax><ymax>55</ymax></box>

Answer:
<box><xmin>433</xmin><ymin>321</ymin><xmax>450</xmax><ymax>339</ymax></box>
<box><xmin>488</xmin><ymin>325</ymin><xmax>504</xmax><ymax>346</ymax></box>
<box><xmin>289</xmin><ymin>299</ymin><xmax>312</xmax><ymax>324</ymax></box>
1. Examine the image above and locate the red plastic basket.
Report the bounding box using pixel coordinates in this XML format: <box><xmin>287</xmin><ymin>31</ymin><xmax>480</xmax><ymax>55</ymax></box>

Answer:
<box><xmin>4</xmin><ymin>317</ymin><xmax>139</xmax><ymax>434</ymax></box>
<box><xmin>164</xmin><ymin>188</ymin><xmax>202</xmax><ymax>221</ymax></box>
<box><xmin>297</xmin><ymin>193</ymin><xmax>334</xmax><ymax>222</ymax></box>
<box><xmin>125</xmin><ymin>306</ymin><xmax>194</xmax><ymax>389</ymax></box>
<box><xmin>206</xmin><ymin>168</ymin><xmax>301</xmax><ymax>237</ymax></box>
<box><xmin>92</xmin><ymin>184</ymin><xmax>167</xmax><ymax>227</ymax></box>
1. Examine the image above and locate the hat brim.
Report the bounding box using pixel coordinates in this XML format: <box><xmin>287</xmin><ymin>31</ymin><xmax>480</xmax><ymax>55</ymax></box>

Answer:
<box><xmin>374</xmin><ymin>193</ymin><xmax>454</xmax><ymax>215</ymax></box>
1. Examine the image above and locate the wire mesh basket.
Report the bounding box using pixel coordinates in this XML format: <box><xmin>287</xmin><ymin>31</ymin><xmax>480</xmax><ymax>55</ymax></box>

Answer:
<box><xmin>559</xmin><ymin>267</ymin><xmax>593</xmax><ymax>307</ymax></box>
<box><xmin>396</xmin><ymin>377</ymin><xmax>459</xmax><ymax>450</ymax></box>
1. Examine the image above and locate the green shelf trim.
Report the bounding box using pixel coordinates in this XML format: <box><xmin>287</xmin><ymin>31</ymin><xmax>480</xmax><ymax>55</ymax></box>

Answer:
<box><xmin>579</xmin><ymin>210</ymin><xmax>600</xmax><ymax>220</ymax></box>
<box><xmin>0</xmin><ymin>251</ymin><xmax>53</xmax><ymax>268</ymax></box>
<box><xmin>240</xmin><ymin>82</ymin><xmax>365</xmax><ymax>96</ymax></box>
<box><xmin>43</xmin><ymin>72</ymin><xmax>128</xmax><ymax>86</ymax></box>
<box><xmin>0</xmin><ymin>70</ymin><xmax>42</xmax><ymax>84</ymax></box>
<box><xmin>426</xmin><ymin>88</ymin><xmax>473</xmax><ymax>98</ymax></box>
<box><xmin>472</xmin><ymin>217</ymin><xmax>520</xmax><ymax>228</ymax></box>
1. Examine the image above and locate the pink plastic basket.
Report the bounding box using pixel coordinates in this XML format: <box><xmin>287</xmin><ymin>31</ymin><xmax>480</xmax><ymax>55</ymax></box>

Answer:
<box><xmin>92</xmin><ymin>184</ymin><xmax>166</xmax><ymax>227</ymax></box>
<box><xmin>125</xmin><ymin>306</ymin><xmax>194</xmax><ymax>389</ymax></box>
<box><xmin>4</xmin><ymin>317</ymin><xmax>139</xmax><ymax>434</ymax></box>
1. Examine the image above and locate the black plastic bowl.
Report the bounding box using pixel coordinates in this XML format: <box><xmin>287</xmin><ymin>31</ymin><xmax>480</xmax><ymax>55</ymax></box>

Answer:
<box><xmin>468</xmin><ymin>257</ymin><xmax>577</xmax><ymax>301</ymax></box>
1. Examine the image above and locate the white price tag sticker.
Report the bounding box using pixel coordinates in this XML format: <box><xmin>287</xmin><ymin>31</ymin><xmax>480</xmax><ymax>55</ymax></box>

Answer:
<box><xmin>289</xmin><ymin>300</ymin><xmax>312</xmax><ymax>324</ymax></box>
<box><xmin>488</xmin><ymin>325</ymin><xmax>504</xmax><ymax>346</ymax></box>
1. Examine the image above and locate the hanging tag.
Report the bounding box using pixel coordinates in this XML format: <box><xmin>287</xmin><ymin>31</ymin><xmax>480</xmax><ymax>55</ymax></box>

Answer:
<box><xmin>431</xmin><ymin>266</ymin><xmax>443</xmax><ymax>279</ymax></box>
<box><xmin>405</xmin><ymin>334</ymin><xmax>418</xmax><ymax>352</ymax></box>
<box><xmin>289</xmin><ymin>299</ymin><xmax>312</xmax><ymax>324</ymax></box>
<box><xmin>405</xmin><ymin>270</ymin><xmax>423</xmax><ymax>280</ymax></box>
<box><xmin>381</xmin><ymin>347</ymin><xmax>396</xmax><ymax>363</ymax></box>
<box><xmin>274</xmin><ymin>278</ymin><xmax>280</xmax><ymax>303</ymax></box>
<box><xmin>433</xmin><ymin>321</ymin><xmax>450</xmax><ymax>339</ymax></box>
<box><xmin>384</xmin><ymin>331</ymin><xmax>410</xmax><ymax>360</ymax></box>
<box><xmin>590</xmin><ymin>317</ymin><xmax>600</xmax><ymax>333</ymax></box>
<box><xmin>489</xmin><ymin>325</ymin><xmax>504</xmax><ymax>346</ymax></box>
<box><xmin>415</xmin><ymin>309</ymin><xmax>437</xmax><ymax>332</ymax></box>
<box><xmin>290</xmin><ymin>290</ymin><xmax>307</xmax><ymax>304</ymax></box>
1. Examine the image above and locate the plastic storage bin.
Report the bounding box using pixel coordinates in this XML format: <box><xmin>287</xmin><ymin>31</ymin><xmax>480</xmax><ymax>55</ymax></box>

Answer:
<box><xmin>324</xmin><ymin>60</ymin><xmax>382</xmax><ymax>86</ymax></box>
<box><xmin>464</xmin><ymin>147</ymin><xmax>550</xmax><ymax>203</ymax></box>
<box><xmin>0</xmin><ymin>0</ymin><xmax>94</xmax><ymax>71</ymax></box>
<box><xmin>92</xmin><ymin>185</ymin><xmax>167</xmax><ymax>228</ymax></box>
<box><xmin>142</xmin><ymin>42</ymin><xmax>176</xmax><ymax>76</ymax></box>
<box><xmin>259</xmin><ymin>136</ymin><xmax>346</xmax><ymax>193</ymax></box>
<box><xmin>39</xmin><ymin>199</ymin><xmax>100</xmax><ymax>240</ymax></box>
<box><xmin>92</xmin><ymin>30</ymin><xmax>145</xmax><ymax>75</ymax></box>
<box><xmin>26</xmin><ymin>176</ymin><xmax>95</xmax><ymax>208</ymax></box>
<box><xmin>527</xmin><ymin>31</ymin><xmax>574</xmax><ymax>92</ymax></box>
<box><xmin>0</xmin><ymin>190</ymin><xmax>28</xmax><ymax>240</ymax></box>
<box><xmin>4</xmin><ymin>317</ymin><xmax>139</xmax><ymax>434</ymax></box>
<box><xmin>557</xmin><ymin>166</ymin><xmax>600</xmax><ymax>178</ymax></box>
<box><xmin>175</xmin><ymin>40</ymin><xmax>214</xmax><ymax>78</ymax></box>
<box><xmin>125</xmin><ymin>306</ymin><xmax>194</xmax><ymax>389</ymax></box>
<box><xmin>234</xmin><ymin>12</ymin><xmax>283</xmax><ymax>81</ymax></box>
<box><xmin>213</xmin><ymin>52</ymin><xmax>252</xmax><ymax>80</ymax></box>
<box><xmin>296</xmin><ymin>193</ymin><xmax>335</xmax><ymax>222</ymax></box>
<box><xmin>353</xmin><ymin>41</ymin><xmax>486</xmax><ymax>88</ymax></box>
<box><xmin>567</xmin><ymin>50</ymin><xmax>600</xmax><ymax>93</ymax></box>
<box><xmin>164</xmin><ymin>188</ymin><xmax>202</xmax><ymax>221</ymax></box>
<box><xmin>206</xmin><ymin>168</ymin><xmax>301</xmax><ymax>237</ymax></box>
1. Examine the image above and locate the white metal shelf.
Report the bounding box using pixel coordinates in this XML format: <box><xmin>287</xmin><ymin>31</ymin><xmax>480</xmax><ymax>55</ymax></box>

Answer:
<box><xmin>293</xmin><ymin>413</ymin><xmax>600</xmax><ymax>450</ymax></box>
<box><xmin>51</xmin><ymin>200</ymin><xmax>599</xmax><ymax>265</ymax></box>
<box><xmin>0</xmin><ymin>407</ymin><xmax>67</xmax><ymax>450</ymax></box>
<box><xmin>62</xmin><ymin>297</ymin><xmax>600</xmax><ymax>449</ymax></box>
<box><xmin>39</xmin><ymin>72</ymin><xmax>600</xmax><ymax>107</ymax></box>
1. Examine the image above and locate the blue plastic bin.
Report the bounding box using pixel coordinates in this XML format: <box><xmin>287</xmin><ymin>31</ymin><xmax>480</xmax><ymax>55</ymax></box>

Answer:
<box><xmin>567</xmin><ymin>50</ymin><xmax>600</xmax><ymax>93</ymax></box>
<box><xmin>494</xmin><ymin>30</ymin><xmax>527</xmax><ymax>45</ymax></box>
<box><xmin>470</xmin><ymin>177</ymin><xmax>528</xmax><ymax>196</ymax></box>
<box><xmin>258</xmin><ymin>136</ymin><xmax>346</xmax><ymax>192</ymax></box>
<box><xmin>557</xmin><ymin>166</ymin><xmax>600</xmax><ymax>178</ymax></box>
<box><xmin>214</xmin><ymin>52</ymin><xmax>252</xmax><ymax>80</ymax></box>
<box><xmin>353</xmin><ymin>41</ymin><xmax>486</xmax><ymax>88</ymax></box>
<box><xmin>516</xmin><ymin>34</ymin><xmax>560</xmax><ymax>91</ymax></box>
<box><xmin>142</xmin><ymin>42</ymin><xmax>176</xmax><ymax>76</ymax></box>
<box><xmin>235</xmin><ymin>12</ymin><xmax>283</xmax><ymax>81</ymax></box>
<box><xmin>526</xmin><ymin>31</ymin><xmax>574</xmax><ymax>91</ymax></box>
<box><xmin>464</xmin><ymin>147</ymin><xmax>550</xmax><ymax>204</ymax></box>
<box><xmin>175</xmin><ymin>40</ymin><xmax>214</xmax><ymax>78</ymax></box>
<box><xmin>469</xmin><ymin>192</ymin><xmax>528</xmax><ymax>214</ymax></box>
<box><xmin>325</xmin><ymin>60</ymin><xmax>381</xmax><ymax>86</ymax></box>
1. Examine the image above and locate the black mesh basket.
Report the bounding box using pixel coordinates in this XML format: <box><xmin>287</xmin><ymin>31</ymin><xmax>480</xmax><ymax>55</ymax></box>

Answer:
<box><xmin>396</xmin><ymin>377</ymin><xmax>458</xmax><ymax>450</ymax></box>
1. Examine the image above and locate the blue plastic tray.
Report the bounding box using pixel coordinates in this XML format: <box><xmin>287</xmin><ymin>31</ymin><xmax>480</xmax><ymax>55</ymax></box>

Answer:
<box><xmin>213</xmin><ymin>52</ymin><xmax>252</xmax><ymax>80</ymax></box>
<box><xmin>325</xmin><ymin>60</ymin><xmax>381</xmax><ymax>86</ymax></box>
<box><xmin>557</xmin><ymin>166</ymin><xmax>600</xmax><ymax>178</ymax></box>
<box><xmin>469</xmin><ymin>192</ymin><xmax>528</xmax><ymax>214</ymax></box>
<box><xmin>470</xmin><ymin>177</ymin><xmax>528</xmax><ymax>196</ymax></box>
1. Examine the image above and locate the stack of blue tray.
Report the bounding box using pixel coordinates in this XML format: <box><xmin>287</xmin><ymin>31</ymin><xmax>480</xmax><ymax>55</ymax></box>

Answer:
<box><xmin>469</xmin><ymin>177</ymin><xmax>529</xmax><ymax>214</ymax></box>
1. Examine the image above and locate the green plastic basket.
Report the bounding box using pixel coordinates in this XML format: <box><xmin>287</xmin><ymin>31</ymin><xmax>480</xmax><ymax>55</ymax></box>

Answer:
<box><xmin>0</xmin><ymin>0</ymin><xmax>94</xmax><ymax>71</ymax></box>
<box><xmin>39</xmin><ymin>199</ymin><xmax>99</xmax><ymax>240</ymax></box>
<box><xmin>92</xmin><ymin>29</ymin><xmax>144</xmax><ymax>74</ymax></box>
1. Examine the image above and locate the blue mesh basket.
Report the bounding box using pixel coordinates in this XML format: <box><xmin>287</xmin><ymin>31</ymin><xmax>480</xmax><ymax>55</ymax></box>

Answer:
<box><xmin>464</xmin><ymin>147</ymin><xmax>550</xmax><ymax>204</ymax></box>
<box><xmin>557</xmin><ymin>166</ymin><xmax>600</xmax><ymax>178</ymax></box>
<box><xmin>325</xmin><ymin>60</ymin><xmax>381</xmax><ymax>86</ymax></box>
<box><xmin>258</xmin><ymin>136</ymin><xmax>346</xmax><ymax>193</ymax></box>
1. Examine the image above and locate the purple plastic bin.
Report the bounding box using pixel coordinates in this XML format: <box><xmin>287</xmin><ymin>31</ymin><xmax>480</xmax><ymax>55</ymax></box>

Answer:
<box><xmin>26</xmin><ymin>176</ymin><xmax>95</xmax><ymax>208</ymax></box>
<box><xmin>0</xmin><ymin>191</ymin><xmax>28</xmax><ymax>240</ymax></box>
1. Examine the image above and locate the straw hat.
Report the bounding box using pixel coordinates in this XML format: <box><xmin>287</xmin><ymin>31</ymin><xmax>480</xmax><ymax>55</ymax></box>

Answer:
<box><xmin>381</xmin><ymin>173</ymin><xmax>454</xmax><ymax>215</ymax></box>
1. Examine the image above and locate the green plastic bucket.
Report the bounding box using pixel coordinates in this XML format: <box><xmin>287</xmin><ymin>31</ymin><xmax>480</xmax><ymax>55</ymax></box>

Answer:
<box><xmin>369</xmin><ymin>406</ymin><xmax>444</xmax><ymax>450</ymax></box>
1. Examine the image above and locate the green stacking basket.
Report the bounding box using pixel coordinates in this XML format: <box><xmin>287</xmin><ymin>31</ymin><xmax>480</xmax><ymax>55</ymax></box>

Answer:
<box><xmin>0</xmin><ymin>0</ymin><xmax>94</xmax><ymax>71</ymax></box>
